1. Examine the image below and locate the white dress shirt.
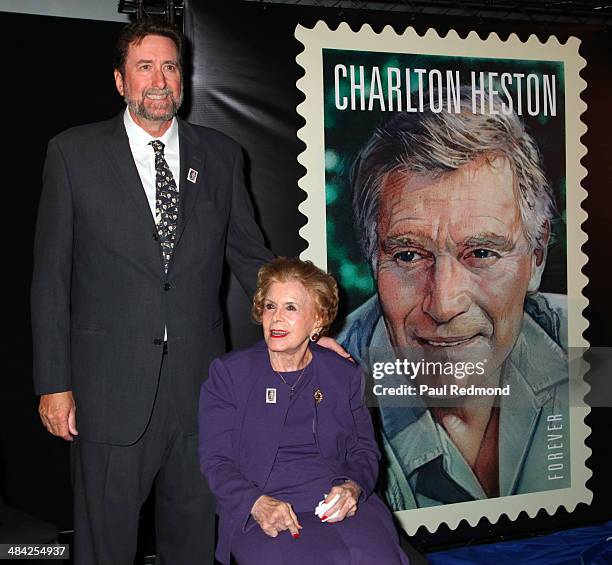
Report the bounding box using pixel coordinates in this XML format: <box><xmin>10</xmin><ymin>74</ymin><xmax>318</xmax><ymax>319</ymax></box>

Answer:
<box><xmin>123</xmin><ymin>108</ymin><xmax>181</xmax><ymax>222</ymax></box>
<box><xmin>123</xmin><ymin>108</ymin><xmax>180</xmax><ymax>341</ymax></box>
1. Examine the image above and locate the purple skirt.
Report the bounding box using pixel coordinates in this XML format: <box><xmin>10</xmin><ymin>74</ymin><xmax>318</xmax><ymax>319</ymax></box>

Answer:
<box><xmin>230</xmin><ymin>495</ymin><xmax>410</xmax><ymax>565</ymax></box>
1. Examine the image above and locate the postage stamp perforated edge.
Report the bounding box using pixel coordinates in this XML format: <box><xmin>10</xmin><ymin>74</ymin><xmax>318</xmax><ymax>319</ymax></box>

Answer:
<box><xmin>294</xmin><ymin>21</ymin><xmax>591</xmax><ymax>534</ymax></box>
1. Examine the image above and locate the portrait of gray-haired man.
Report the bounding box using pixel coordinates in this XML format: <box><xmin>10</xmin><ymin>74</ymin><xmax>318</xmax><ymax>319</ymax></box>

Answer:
<box><xmin>337</xmin><ymin>87</ymin><xmax>570</xmax><ymax>511</ymax></box>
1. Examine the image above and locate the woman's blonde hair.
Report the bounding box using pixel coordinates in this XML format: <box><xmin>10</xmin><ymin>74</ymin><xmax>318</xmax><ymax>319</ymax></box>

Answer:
<box><xmin>251</xmin><ymin>257</ymin><xmax>339</xmax><ymax>335</ymax></box>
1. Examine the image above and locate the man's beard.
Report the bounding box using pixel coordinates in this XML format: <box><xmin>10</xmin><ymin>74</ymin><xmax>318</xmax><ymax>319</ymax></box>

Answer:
<box><xmin>124</xmin><ymin>86</ymin><xmax>183</xmax><ymax>122</ymax></box>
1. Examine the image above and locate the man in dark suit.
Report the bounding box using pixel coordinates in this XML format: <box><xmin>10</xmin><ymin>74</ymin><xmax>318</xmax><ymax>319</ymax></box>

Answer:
<box><xmin>31</xmin><ymin>20</ymin><xmax>274</xmax><ymax>564</ymax></box>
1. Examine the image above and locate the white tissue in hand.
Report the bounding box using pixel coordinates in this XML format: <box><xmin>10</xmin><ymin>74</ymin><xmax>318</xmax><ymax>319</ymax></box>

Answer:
<box><xmin>315</xmin><ymin>494</ymin><xmax>340</xmax><ymax>522</ymax></box>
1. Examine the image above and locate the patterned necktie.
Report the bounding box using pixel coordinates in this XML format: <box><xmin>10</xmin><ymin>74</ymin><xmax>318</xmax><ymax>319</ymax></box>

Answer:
<box><xmin>150</xmin><ymin>140</ymin><xmax>179</xmax><ymax>273</ymax></box>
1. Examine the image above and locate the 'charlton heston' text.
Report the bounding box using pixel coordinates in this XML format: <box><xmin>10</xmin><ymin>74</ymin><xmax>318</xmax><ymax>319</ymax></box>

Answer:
<box><xmin>334</xmin><ymin>65</ymin><xmax>557</xmax><ymax>117</ymax></box>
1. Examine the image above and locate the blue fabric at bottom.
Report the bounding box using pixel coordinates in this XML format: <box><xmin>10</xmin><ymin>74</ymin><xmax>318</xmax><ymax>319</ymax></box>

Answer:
<box><xmin>426</xmin><ymin>521</ymin><xmax>612</xmax><ymax>565</ymax></box>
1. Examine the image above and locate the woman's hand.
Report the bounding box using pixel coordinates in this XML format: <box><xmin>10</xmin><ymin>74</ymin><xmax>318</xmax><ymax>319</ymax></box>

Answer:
<box><xmin>321</xmin><ymin>480</ymin><xmax>362</xmax><ymax>523</ymax></box>
<box><xmin>251</xmin><ymin>495</ymin><xmax>302</xmax><ymax>538</ymax></box>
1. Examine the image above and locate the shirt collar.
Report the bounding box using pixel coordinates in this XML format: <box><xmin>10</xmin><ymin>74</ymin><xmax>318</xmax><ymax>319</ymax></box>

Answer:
<box><xmin>366</xmin><ymin>317</ymin><xmax>424</xmax><ymax>439</ymax></box>
<box><xmin>374</xmin><ymin>295</ymin><xmax>567</xmax><ymax>488</ymax></box>
<box><xmin>369</xmin><ymin>296</ymin><xmax>568</xmax><ymax>446</ymax></box>
<box><xmin>123</xmin><ymin>107</ymin><xmax>178</xmax><ymax>149</ymax></box>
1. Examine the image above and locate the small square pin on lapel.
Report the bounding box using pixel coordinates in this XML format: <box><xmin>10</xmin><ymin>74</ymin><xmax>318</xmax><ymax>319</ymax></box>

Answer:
<box><xmin>266</xmin><ymin>388</ymin><xmax>277</xmax><ymax>404</ymax></box>
<box><xmin>187</xmin><ymin>168</ymin><xmax>199</xmax><ymax>183</ymax></box>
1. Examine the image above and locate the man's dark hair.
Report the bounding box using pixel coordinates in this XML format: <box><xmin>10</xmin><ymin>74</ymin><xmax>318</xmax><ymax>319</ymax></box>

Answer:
<box><xmin>115</xmin><ymin>19</ymin><xmax>184</xmax><ymax>76</ymax></box>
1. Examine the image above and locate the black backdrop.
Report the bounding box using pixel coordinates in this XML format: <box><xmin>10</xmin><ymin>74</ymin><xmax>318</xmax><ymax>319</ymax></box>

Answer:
<box><xmin>1</xmin><ymin>0</ymin><xmax>610</xmax><ymax>555</ymax></box>
<box><xmin>2</xmin><ymin>11</ymin><xmax>124</xmax><ymax>532</ymax></box>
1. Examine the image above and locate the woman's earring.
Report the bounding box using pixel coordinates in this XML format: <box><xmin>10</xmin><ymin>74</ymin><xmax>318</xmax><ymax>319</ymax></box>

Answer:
<box><xmin>310</xmin><ymin>332</ymin><xmax>320</xmax><ymax>343</ymax></box>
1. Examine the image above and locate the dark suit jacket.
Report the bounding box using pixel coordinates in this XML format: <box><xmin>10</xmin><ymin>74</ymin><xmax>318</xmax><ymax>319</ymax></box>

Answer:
<box><xmin>198</xmin><ymin>341</ymin><xmax>380</xmax><ymax>563</ymax></box>
<box><xmin>31</xmin><ymin>112</ymin><xmax>273</xmax><ymax>445</ymax></box>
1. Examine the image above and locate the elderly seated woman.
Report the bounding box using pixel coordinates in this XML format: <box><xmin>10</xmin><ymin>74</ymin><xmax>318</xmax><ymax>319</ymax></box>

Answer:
<box><xmin>198</xmin><ymin>257</ymin><xmax>409</xmax><ymax>565</ymax></box>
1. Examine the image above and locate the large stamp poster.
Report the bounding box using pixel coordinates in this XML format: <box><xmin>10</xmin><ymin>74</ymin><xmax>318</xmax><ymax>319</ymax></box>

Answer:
<box><xmin>296</xmin><ymin>23</ymin><xmax>590</xmax><ymax>533</ymax></box>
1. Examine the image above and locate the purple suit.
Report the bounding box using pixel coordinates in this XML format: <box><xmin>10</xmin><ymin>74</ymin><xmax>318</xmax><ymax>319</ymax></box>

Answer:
<box><xmin>199</xmin><ymin>341</ymin><xmax>408</xmax><ymax>564</ymax></box>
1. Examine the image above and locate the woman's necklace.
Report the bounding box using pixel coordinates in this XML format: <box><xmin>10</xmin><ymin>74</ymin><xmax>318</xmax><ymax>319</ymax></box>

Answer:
<box><xmin>275</xmin><ymin>366</ymin><xmax>307</xmax><ymax>398</ymax></box>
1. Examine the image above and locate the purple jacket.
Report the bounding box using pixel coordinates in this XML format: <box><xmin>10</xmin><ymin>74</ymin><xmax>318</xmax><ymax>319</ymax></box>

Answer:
<box><xmin>198</xmin><ymin>340</ymin><xmax>381</xmax><ymax>563</ymax></box>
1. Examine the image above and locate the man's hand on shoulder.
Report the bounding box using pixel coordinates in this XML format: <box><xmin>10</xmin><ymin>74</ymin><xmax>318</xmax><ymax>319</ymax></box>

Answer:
<box><xmin>39</xmin><ymin>391</ymin><xmax>78</xmax><ymax>441</ymax></box>
<box><xmin>317</xmin><ymin>336</ymin><xmax>354</xmax><ymax>362</ymax></box>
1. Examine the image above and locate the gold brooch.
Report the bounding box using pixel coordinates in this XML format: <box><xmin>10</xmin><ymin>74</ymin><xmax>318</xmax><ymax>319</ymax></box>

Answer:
<box><xmin>314</xmin><ymin>388</ymin><xmax>324</xmax><ymax>404</ymax></box>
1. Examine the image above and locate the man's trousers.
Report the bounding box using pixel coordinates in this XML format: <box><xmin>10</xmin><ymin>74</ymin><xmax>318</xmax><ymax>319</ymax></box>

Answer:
<box><xmin>71</xmin><ymin>347</ymin><xmax>215</xmax><ymax>564</ymax></box>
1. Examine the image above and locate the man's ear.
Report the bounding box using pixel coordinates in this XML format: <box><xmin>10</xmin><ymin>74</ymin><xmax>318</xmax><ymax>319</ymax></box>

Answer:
<box><xmin>527</xmin><ymin>220</ymin><xmax>550</xmax><ymax>293</ymax></box>
<box><xmin>114</xmin><ymin>69</ymin><xmax>124</xmax><ymax>97</ymax></box>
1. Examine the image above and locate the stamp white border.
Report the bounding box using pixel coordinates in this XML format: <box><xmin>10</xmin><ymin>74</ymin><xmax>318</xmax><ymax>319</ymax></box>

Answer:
<box><xmin>295</xmin><ymin>21</ymin><xmax>591</xmax><ymax>534</ymax></box>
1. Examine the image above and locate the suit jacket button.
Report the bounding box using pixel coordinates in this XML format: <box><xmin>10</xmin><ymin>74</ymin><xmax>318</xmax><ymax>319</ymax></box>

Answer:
<box><xmin>153</xmin><ymin>232</ymin><xmax>160</xmax><ymax>241</ymax></box>
<box><xmin>153</xmin><ymin>338</ymin><xmax>163</xmax><ymax>346</ymax></box>
<box><xmin>164</xmin><ymin>282</ymin><xmax>172</xmax><ymax>291</ymax></box>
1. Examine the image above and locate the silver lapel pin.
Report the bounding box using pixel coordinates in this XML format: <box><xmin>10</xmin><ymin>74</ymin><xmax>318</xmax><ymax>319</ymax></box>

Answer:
<box><xmin>266</xmin><ymin>388</ymin><xmax>277</xmax><ymax>404</ymax></box>
<box><xmin>187</xmin><ymin>168</ymin><xmax>199</xmax><ymax>183</ymax></box>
